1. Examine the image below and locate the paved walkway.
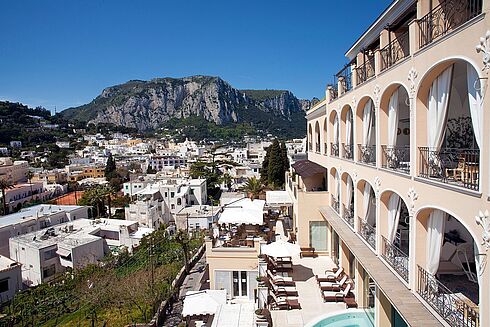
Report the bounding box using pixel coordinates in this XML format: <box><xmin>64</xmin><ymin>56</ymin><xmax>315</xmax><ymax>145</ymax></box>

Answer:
<box><xmin>161</xmin><ymin>254</ymin><xmax>207</xmax><ymax>327</ymax></box>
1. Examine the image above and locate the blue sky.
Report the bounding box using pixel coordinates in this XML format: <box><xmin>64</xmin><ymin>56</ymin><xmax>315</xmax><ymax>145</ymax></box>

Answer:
<box><xmin>0</xmin><ymin>0</ymin><xmax>391</xmax><ymax>112</ymax></box>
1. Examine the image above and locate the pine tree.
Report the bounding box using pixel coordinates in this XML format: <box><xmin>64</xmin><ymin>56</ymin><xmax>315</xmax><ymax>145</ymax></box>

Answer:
<box><xmin>260</xmin><ymin>148</ymin><xmax>270</xmax><ymax>183</ymax></box>
<box><xmin>104</xmin><ymin>153</ymin><xmax>117</xmax><ymax>180</ymax></box>
<box><xmin>267</xmin><ymin>139</ymin><xmax>283</xmax><ymax>188</ymax></box>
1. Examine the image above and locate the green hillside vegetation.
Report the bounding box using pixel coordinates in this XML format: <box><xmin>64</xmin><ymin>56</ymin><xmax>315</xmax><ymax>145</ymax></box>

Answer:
<box><xmin>0</xmin><ymin>228</ymin><xmax>203</xmax><ymax>327</ymax></box>
<box><xmin>241</xmin><ymin>89</ymin><xmax>288</xmax><ymax>101</ymax></box>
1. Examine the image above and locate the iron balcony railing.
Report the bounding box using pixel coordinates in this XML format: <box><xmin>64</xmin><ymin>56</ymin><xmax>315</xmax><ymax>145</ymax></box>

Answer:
<box><xmin>342</xmin><ymin>204</ymin><xmax>354</xmax><ymax>228</ymax></box>
<box><xmin>381</xmin><ymin>236</ymin><xmax>409</xmax><ymax>282</ymax></box>
<box><xmin>331</xmin><ymin>194</ymin><xmax>339</xmax><ymax>214</ymax></box>
<box><xmin>358</xmin><ymin>144</ymin><xmax>376</xmax><ymax>165</ymax></box>
<box><xmin>356</xmin><ymin>55</ymin><xmax>375</xmax><ymax>85</ymax></box>
<box><xmin>327</xmin><ymin>83</ymin><xmax>338</xmax><ymax>102</ymax></box>
<box><xmin>417</xmin><ymin>265</ymin><xmax>479</xmax><ymax>327</ymax></box>
<box><xmin>331</xmin><ymin>143</ymin><xmax>339</xmax><ymax>157</ymax></box>
<box><xmin>316</xmin><ymin>143</ymin><xmax>321</xmax><ymax>153</ymax></box>
<box><xmin>359</xmin><ymin>218</ymin><xmax>376</xmax><ymax>250</ymax></box>
<box><xmin>308</xmin><ymin>142</ymin><xmax>312</xmax><ymax>151</ymax></box>
<box><xmin>381</xmin><ymin>145</ymin><xmax>410</xmax><ymax>174</ymax></box>
<box><xmin>324</xmin><ymin>143</ymin><xmax>328</xmax><ymax>155</ymax></box>
<box><xmin>335</xmin><ymin>64</ymin><xmax>352</xmax><ymax>95</ymax></box>
<box><xmin>342</xmin><ymin>143</ymin><xmax>354</xmax><ymax>160</ymax></box>
<box><xmin>418</xmin><ymin>0</ymin><xmax>482</xmax><ymax>49</ymax></box>
<box><xmin>418</xmin><ymin>147</ymin><xmax>479</xmax><ymax>191</ymax></box>
<box><xmin>380</xmin><ymin>31</ymin><xmax>410</xmax><ymax>71</ymax></box>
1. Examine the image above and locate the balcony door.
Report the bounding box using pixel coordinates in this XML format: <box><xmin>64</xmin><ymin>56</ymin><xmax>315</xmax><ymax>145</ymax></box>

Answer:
<box><xmin>309</xmin><ymin>221</ymin><xmax>328</xmax><ymax>251</ymax></box>
<box><xmin>232</xmin><ymin>271</ymin><xmax>248</xmax><ymax>298</ymax></box>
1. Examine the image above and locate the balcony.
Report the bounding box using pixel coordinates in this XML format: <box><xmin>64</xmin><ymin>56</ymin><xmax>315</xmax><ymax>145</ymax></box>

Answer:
<box><xmin>315</xmin><ymin>143</ymin><xmax>321</xmax><ymax>153</ymax></box>
<box><xmin>418</xmin><ymin>147</ymin><xmax>479</xmax><ymax>191</ymax></box>
<box><xmin>380</xmin><ymin>31</ymin><xmax>409</xmax><ymax>71</ymax></box>
<box><xmin>335</xmin><ymin>64</ymin><xmax>352</xmax><ymax>95</ymax></box>
<box><xmin>358</xmin><ymin>145</ymin><xmax>376</xmax><ymax>165</ymax></box>
<box><xmin>342</xmin><ymin>204</ymin><xmax>354</xmax><ymax>228</ymax></box>
<box><xmin>331</xmin><ymin>194</ymin><xmax>339</xmax><ymax>214</ymax></box>
<box><xmin>308</xmin><ymin>142</ymin><xmax>312</xmax><ymax>152</ymax></box>
<box><xmin>418</xmin><ymin>0</ymin><xmax>482</xmax><ymax>49</ymax></box>
<box><xmin>381</xmin><ymin>236</ymin><xmax>408</xmax><ymax>282</ymax></box>
<box><xmin>358</xmin><ymin>218</ymin><xmax>376</xmax><ymax>250</ymax></box>
<box><xmin>381</xmin><ymin>145</ymin><xmax>410</xmax><ymax>174</ymax></box>
<box><xmin>342</xmin><ymin>143</ymin><xmax>354</xmax><ymax>160</ymax></box>
<box><xmin>356</xmin><ymin>55</ymin><xmax>375</xmax><ymax>85</ymax></box>
<box><xmin>331</xmin><ymin>143</ymin><xmax>339</xmax><ymax>157</ymax></box>
<box><xmin>324</xmin><ymin>143</ymin><xmax>328</xmax><ymax>155</ymax></box>
<box><xmin>417</xmin><ymin>265</ymin><xmax>479</xmax><ymax>327</ymax></box>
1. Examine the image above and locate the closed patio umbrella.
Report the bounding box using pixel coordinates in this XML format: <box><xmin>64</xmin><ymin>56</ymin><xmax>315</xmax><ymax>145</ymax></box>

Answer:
<box><xmin>261</xmin><ymin>239</ymin><xmax>301</xmax><ymax>258</ymax></box>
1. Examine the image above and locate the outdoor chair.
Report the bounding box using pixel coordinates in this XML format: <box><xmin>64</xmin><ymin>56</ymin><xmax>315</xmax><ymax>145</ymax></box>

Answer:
<box><xmin>322</xmin><ymin>283</ymin><xmax>352</xmax><ymax>302</ymax></box>
<box><xmin>445</xmin><ymin>155</ymin><xmax>465</xmax><ymax>182</ymax></box>
<box><xmin>267</xmin><ymin>270</ymin><xmax>294</xmax><ymax>283</ymax></box>
<box><xmin>316</xmin><ymin>267</ymin><xmax>344</xmax><ymax>282</ymax></box>
<box><xmin>318</xmin><ymin>274</ymin><xmax>348</xmax><ymax>291</ymax></box>
<box><xmin>271</xmin><ymin>283</ymin><xmax>298</xmax><ymax>297</ymax></box>
<box><xmin>268</xmin><ymin>293</ymin><xmax>301</xmax><ymax>310</ymax></box>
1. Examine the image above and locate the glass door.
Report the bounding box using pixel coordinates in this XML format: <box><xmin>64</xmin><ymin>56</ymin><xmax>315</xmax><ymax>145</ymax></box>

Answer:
<box><xmin>232</xmin><ymin>271</ymin><xmax>248</xmax><ymax>297</ymax></box>
<box><xmin>310</xmin><ymin>221</ymin><xmax>328</xmax><ymax>251</ymax></box>
<box><xmin>332</xmin><ymin>231</ymin><xmax>340</xmax><ymax>265</ymax></box>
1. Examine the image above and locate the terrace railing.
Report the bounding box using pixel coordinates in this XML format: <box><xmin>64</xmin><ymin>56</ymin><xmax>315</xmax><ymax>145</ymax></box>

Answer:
<box><xmin>316</xmin><ymin>143</ymin><xmax>321</xmax><ymax>153</ymax></box>
<box><xmin>359</xmin><ymin>218</ymin><xmax>376</xmax><ymax>250</ymax></box>
<box><xmin>331</xmin><ymin>143</ymin><xmax>339</xmax><ymax>157</ymax></box>
<box><xmin>358</xmin><ymin>144</ymin><xmax>376</xmax><ymax>165</ymax></box>
<box><xmin>342</xmin><ymin>143</ymin><xmax>354</xmax><ymax>160</ymax></box>
<box><xmin>356</xmin><ymin>56</ymin><xmax>375</xmax><ymax>85</ymax></box>
<box><xmin>418</xmin><ymin>0</ymin><xmax>482</xmax><ymax>49</ymax></box>
<box><xmin>417</xmin><ymin>265</ymin><xmax>479</xmax><ymax>327</ymax></box>
<box><xmin>380</xmin><ymin>31</ymin><xmax>410</xmax><ymax>71</ymax></box>
<box><xmin>335</xmin><ymin>65</ymin><xmax>352</xmax><ymax>95</ymax></box>
<box><xmin>381</xmin><ymin>236</ymin><xmax>409</xmax><ymax>282</ymax></box>
<box><xmin>381</xmin><ymin>145</ymin><xmax>410</xmax><ymax>174</ymax></box>
<box><xmin>331</xmin><ymin>194</ymin><xmax>340</xmax><ymax>214</ymax></box>
<box><xmin>342</xmin><ymin>204</ymin><xmax>354</xmax><ymax>228</ymax></box>
<box><xmin>418</xmin><ymin>147</ymin><xmax>479</xmax><ymax>191</ymax></box>
<box><xmin>324</xmin><ymin>143</ymin><xmax>328</xmax><ymax>155</ymax></box>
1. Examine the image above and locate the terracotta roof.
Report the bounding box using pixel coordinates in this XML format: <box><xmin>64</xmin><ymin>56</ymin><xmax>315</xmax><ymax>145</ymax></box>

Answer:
<box><xmin>291</xmin><ymin>160</ymin><xmax>325</xmax><ymax>177</ymax></box>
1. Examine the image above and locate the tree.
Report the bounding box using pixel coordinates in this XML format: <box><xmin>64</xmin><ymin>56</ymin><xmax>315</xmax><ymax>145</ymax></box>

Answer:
<box><xmin>26</xmin><ymin>170</ymin><xmax>34</xmax><ymax>199</ymax></box>
<box><xmin>220</xmin><ymin>173</ymin><xmax>232</xmax><ymax>191</ymax></box>
<box><xmin>175</xmin><ymin>230</ymin><xmax>191</xmax><ymax>274</ymax></box>
<box><xmin>78</xmin><ymin>186</ymin><xmax>109</xmax><ymax>218</ymax></box>
<box><xmin>105</xmin><ymin>153</ymin><xmax>117</xmax><ymax>180</ymax></box>
<box><xmin>260</xmin><ymin>139</ymin><xmax>289</xmax><ymax>189</ymax></box>
<box><xmin>0</xmin><ymin>179</ymin><xmax>14</xmax><ymax>215</ymax></box>
<box><xmin>241</xmin><ymin>176</ymin><xmax>263</xmax><ymax>200</ymax></box>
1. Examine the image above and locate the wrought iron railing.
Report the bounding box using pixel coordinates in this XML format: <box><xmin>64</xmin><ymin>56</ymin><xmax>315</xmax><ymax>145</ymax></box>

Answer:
<box><xmin>418</xmin><ymin>0</ymin><xmax>482</xmax><ymax>49</ymax></box>
<box><xmin>327</xmin><ymin>83</ymin><xmax>338</xmax><ymax>102</ymax></box>
<box><xmin>418</xmin><ymin>147</ymin><xmax>479</xmax><ymax>190</ymax></box>
<box><xmin>417</xmin><ymin>265</ymin><xmax>479</xmax><ymax>327</ymax></box>
<box><xmin>381</xmin><ymin>145</ymin><xmax>410</xmax><ymax>174</ymax></box>
<box><xmin>331</xmin><ymin>194</ymin><xmax>339</xmax><ymax>214</ymax></box>
<box><xmin>342</xmin><ymin>143</ymin><xmax>354</xmax><ymax>160</ymax></box>
<box><xmin>358</xmin><ymin>144</ymin><xmax>376</xmax><ymax>165</ymax></box>
<box><xmin>316</xmin><ymin>143</ymin><xmax>321</xmax><ymax>153</ymax></box>
<box><xmin>335</xmin><ymin>64</ymin><xmax>352</xmax><ymax>94</ymax></box>
<box><xmin>342</xmin><ymin>204</ymin><xmax>354</xmax><ymax>228</ymax></box>
<box><xmin>331</xmin><ymin>143</ymin><xmax>339</xmax><ymax>157</ymax></box>
<box><xmin>381</xmin><ymin>236</ymin><xmax>409</xmax><ymax>282</ymax></box>
<box><xmin>356</xmin><ymin>56</ymin><xmax>375</xmax><ymax>85</ymax></box>
<box><xmin>308</xmin><ymin>142</ymin><xmax>312</xmax><ymax>151</ymax></box>
<box><xmin>359</xmin><ymin>218</ymin><xmax>376</xmax><ymax>250</ymax></box>
<box><xmin>324</xmin><ymin>143</ymin><xmax>328</xmax><ymax>155</ymax></box>
<box><xmin>380</xmin><ymin>31</ymin><xmax>410</xmax><ymax>71</ymax></box>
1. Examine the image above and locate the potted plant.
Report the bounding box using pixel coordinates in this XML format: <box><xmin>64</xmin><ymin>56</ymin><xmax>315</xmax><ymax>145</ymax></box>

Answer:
<box><xmin>255</xmin><ymin>308</ymin><xmax>266</xmax><ymax>320</ymax></box>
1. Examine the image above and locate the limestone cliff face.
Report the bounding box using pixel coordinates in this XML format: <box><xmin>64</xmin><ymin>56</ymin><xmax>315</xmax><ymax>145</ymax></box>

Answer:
<box><xmin>61</xmin><ymin>76</ymin><xmax>311</xmax><ymax>133</ymax></box>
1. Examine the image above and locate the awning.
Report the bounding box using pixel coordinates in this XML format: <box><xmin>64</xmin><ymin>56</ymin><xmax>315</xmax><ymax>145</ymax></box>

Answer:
<box><xmin>218</xmin><ymin>198</ymin><xmax>265</xmax><ymax>225</ymax></box>
<box><xmin>291</xmin><ymin>159</ymin><xmax>325</xmax><ymax>178</ymax></box>
<box><xmin>56</xmin><ymin>247</ymin><xmax>71</xmax><ymax>257</ymax></box>
<box><xmin>182</xmin><ymin>290</ymin><xmax>226</xmax><ymax>317</ymax></box>
<box><xmin>266</xmin><ymin>191</ymin><xmax>293</xmax><ymax>206</ymax></box>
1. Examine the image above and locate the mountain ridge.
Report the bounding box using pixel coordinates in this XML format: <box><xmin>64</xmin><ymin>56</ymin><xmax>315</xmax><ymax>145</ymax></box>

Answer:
<box><xmin>60</xmin><ymin>75</ymin><xmax>313</xmax><ymax>138</ymax></box>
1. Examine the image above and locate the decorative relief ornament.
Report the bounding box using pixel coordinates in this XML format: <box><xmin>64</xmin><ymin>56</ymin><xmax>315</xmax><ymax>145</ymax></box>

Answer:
<box><xmin>373</xmin><ymin>176</ymin><xmax>381</xmax><ymax>197</ymax></box>
<box><xmin>407</xmin><ymin>187</ymin><xmax>418</xmax><ymax>216</ymax></box>
<box><xmin>373</xmin><ymin>84</ymin><xmax>381</xmax><ymax>107</ymax></box>
<box><xmin>476</xmin><ymin>210</ymin><xmax>490</xmax><ymax>250</ymax></box>
<box><xmin>476</xmin><ymin>30</ymin><xmax>490</xmax><ymax>71</ymax></box>
<box><xmin>407</xmin><ymin>67</ymin><xmax>418</xmax><ymax>98</ymax></box>
<box><xmin>352</xmin><ymin>170</ymin><xmax>358</xmax><ymax>183</ymax></box>
<box><xmin>352</xmin><ymin>95</ymin><xmax>357</xmax><ymax>109</ymax></box>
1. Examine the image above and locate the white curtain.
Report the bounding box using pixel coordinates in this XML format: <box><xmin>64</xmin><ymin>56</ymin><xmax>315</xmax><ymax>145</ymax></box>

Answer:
<box><xmin>387</xmin><ymin>88</ymin><xmax>399</xmax><ymax>147</ymax></box>
<box><xmin>345</xmin><ymin>110</ymin><xmax>352</xmax><ymax>146</ymax></box>
<box><xmin>333</xmin><ymin>115</ymin><xmax>339</xmax><ymax>145</ymax></box>
<box><xmin>466</xmin><ymin>63</ymin><xmax>483</xmax><ymax>149</ymax></box>
<box><xmin>427</xmin><ymin>66</ymin><xmax>453</xmax><ymax>151</ymax></box>
<box><xmin>474</xmin><ymin>242</ymin><xmax>483</xmax><ymax>286</ymax></box>
<box><xmin>346</xmin><ymin>175</ymin><xmax>353</xmax><ymax>210</ymax></box>
<box><xmin>363</xmin><ymin>183</ymin><xmax>373</xmax><ymax>225</ymax></box>
<box><xmin>335</xmin><ymin>172</ymin><xmax>340</xmax><ymax>200</ymax></box>
<box><xmin>387</xmin><ymin>193</ymin><xmax>402</xmax><ymax>243</ymax></box>
<box><xmin>426</xmin><ymin>209</ymin><xmax>447</xmax><ymax>275</ymax></box>
<box><xmin>362</xmin><ymin>101</ymin><xmax>373</xmax><ymax>146</ymax></box>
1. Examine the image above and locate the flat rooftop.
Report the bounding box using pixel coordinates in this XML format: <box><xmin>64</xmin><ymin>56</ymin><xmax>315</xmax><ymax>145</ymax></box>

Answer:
<box><xmin>0</xmin><ymin>204</ymin><xmax>86</xmax><ymax>228</ymax></box>
<box><xmin>0</xmin><ymin>254</ymin><xmax>19</xmax><ymax>271</ymax></box>
<box><xmin>177</xmin><ymin>205</ymin><xmax>221</xmax><ymax>217</ymax></box>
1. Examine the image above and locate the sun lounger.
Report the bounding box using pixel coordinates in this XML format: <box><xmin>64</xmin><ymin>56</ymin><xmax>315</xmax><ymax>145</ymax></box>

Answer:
<box><xmin>319</xmin><ymin>275</ymin><xmax>348</xmax><ymax>291</ymax></box>
<box><xmin>267</xmin><ymin>270</ymin><xmax>295</xmax><ymax>286</ymax></box>
<box><xmin>316</xmin><ymin>267</ymin><xmax>344</xmax><ymax>282</ymax></box>
<box><xmin>322</xmin><ymin>283</ymin><xmax>352</xmax><ymax>302</ymax></box>
<box><xmin>271</xmin><ymin>283</ymin><xmax>298</xmax><ymax>297</ymax></box>
<box><xmin>269</xmin><ymin>293</ymin><xmax>301</xmax><ymax>310</ymax></box>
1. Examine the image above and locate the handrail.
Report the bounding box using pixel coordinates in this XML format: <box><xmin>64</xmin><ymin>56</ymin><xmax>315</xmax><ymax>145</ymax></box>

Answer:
<box><xmin>380</xmin><ymin>31</ymin><xmax>409</xmax><ymax>71</ymax></box>
<box><xmin>381</xmin><ymin>145</ymin><xmax>410</xmax><ymax>174</ymax></box>
<box><xmin>342</xmin><ymin>204</ymin><xmax>354</xmax><ymax>228</ymax></box>
<box><xmin>381</xmin><ymin>236</ymin><xmax>409</xmax><ymax>282</ymax></box>
<box><xmin>358</xmin><ymin>218</ymin><xmax>376</xmax><ymax>250</ymax></box>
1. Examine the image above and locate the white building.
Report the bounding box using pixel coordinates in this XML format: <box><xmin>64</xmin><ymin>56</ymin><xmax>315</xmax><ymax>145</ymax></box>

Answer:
<box><xmin>125</xmin><ymin>187</ymin><xmax>165</xmax><ymax>228</ymax></box>
<box><xmin>9</xmin><ymin>218</ymin><xmax>153</xmax><ymax>286</ymax></box>
<box><xmin>0</xmin><ymin>182</ymin><xmax>53</xmax><ymax>213</ymax></box>
<box><xmin>175</xmin><ymin>205</ymin><xmax>221</xmax><ymax>231</ymax></box>
<box><xmin>0</xmin><ymin>158</ymin><xmax>28</xmax><ymax>184</ymax></box>
<box><xmin>0</xmin><ymin>255</ymin><xmax>22</xmax><ymax>303</ymax></box>
<box><xmin>0</xmin><ymin>204</ymin><xmax>90</xmax><ymax>257</ymax></box>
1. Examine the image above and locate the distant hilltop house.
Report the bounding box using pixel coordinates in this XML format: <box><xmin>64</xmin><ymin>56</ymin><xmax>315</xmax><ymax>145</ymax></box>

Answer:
<box><xmin>55</xmin><ymin>141</ymin><xmax>71</xmax><ymax>149</ymax></box>
<box><xmin>9</xmin><ymin>141</ymin><xmax>22</xmax><ymax>148</ymax></box>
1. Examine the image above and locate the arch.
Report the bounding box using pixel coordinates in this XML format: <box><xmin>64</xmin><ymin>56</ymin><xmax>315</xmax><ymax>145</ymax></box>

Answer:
<box><xmin>323</xmin><ymin>117</ymin><xmax>328</xmax><ymax>154</ymax></box>
<box><xmin>340</xmin><ymin>104</ymin><xmax>354</xmax><ymax>148</ymax></box>
<box><xmin>355</xmin><ymin>95</ymin><xmax>376</xmax><ymax>162</ymax></box>
<box><xmin>308</xmin><ymin>123</ymin><xmax>313</xmax><ymax>151</ymax></box>
<box><xmin>315</xmin><ymin>121</ymin><xmax>321</xmax><ymax>152</ymax></box>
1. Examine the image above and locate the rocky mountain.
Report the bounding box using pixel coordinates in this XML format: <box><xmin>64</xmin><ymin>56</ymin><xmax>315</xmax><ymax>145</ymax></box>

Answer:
<box><xmin>60</xmin><ymin>76</ymin><xmax>312</xmax><ymax>137</ymax></box>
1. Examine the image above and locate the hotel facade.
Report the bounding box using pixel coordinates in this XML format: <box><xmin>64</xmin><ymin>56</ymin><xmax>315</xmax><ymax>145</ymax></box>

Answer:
<box><xmin>291</xmin><ymin>0</ymin><xmax>490</xmax><ymax>326</ymax></box>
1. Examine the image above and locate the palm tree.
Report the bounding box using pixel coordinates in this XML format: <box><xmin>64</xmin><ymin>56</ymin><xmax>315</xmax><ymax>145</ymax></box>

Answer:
<box><xmin>100</xmin><ymin>185</ymin><xmax>115</xmax><ymax>218</ymax></box>
<box><xmin>0</xmin><ymin>179</ymin><xmax>14</xmax><ymax>215</ymax></box>
<box><xmin>221</xmin><ymin>173</ymin><xmax>233</xmax><ymax>191</ymax></box>
<box><xmin>26</xmin><ymin>171</ymin><xmax>34</xmax><ymax>199</ymax></box>
<box><xmin>241</xmin><ymin>176</ymin><xmax>263</xmax><ymax>200</ymax></box>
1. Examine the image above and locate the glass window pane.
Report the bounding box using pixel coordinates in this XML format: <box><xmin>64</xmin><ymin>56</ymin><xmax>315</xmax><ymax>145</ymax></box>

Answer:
<box><xmin>310</xmin><ymin>221</ymin><xmax>328</xmax><ymax>251</ymax></box>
